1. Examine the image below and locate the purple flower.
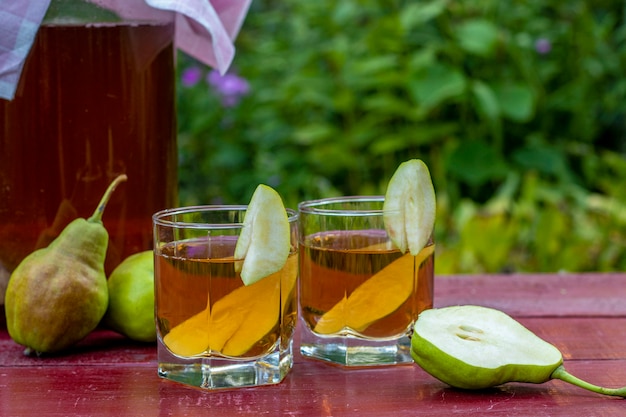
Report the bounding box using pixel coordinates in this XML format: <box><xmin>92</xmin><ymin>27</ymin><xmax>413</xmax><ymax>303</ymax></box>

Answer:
<box><xmin>535</xmin><ymin>38</ymin><xmax>552</xmax><ymax>55</ymax></box>
<box><xmin>207</xmin><ymin>70</ymin><xmax>250</xmax><ymax>107</ymax></box>
<box><xmin>181</xmin><ymin>66</ymin><xmax>203</xmax><ymax>87</ymax></box>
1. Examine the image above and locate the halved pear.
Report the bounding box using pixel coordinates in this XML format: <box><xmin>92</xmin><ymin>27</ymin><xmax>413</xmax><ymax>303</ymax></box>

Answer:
<box><xmin>383</xmin><ymin>159</ymin><xmax>436</xmax><ymax>255</ymax></box>
<box><xmin>411</xmin><ymin>305</ymin><xmax>562</xmax><ymax>389</ymax></box>
<box><xmin>411</xmin><ymin>305</ymin><xmax>626</xmax><ymax>397</ymax></box>
<box><xmin>234</xmin><ymin>184</ymin><xmax>291</xmax><ymax>286</ymax></box>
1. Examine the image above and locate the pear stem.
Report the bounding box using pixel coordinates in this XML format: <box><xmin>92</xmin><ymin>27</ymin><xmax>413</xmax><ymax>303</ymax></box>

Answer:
<box><xmin>551</xmin><ymin>365</ymin><xmax>626</xmax><ymax>398</ymax></box>
<box><xmin>88</xmin><ymin>174</ymin><xmax>128</xmax><ymax>223</ymax></box>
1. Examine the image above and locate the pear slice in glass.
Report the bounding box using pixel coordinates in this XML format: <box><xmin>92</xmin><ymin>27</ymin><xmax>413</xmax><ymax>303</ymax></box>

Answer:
<box><xmin>234</xmin><ymin>184</ymin><xmax>290</xmax><ymax>286</ymax></box>
<box><xmin>411</xmin><ymin>305</ymin><xmax>626</xmax><ymax>397</ymax></box>
<box><xmin>383</xmin><ymin>159</ymin><xmax>436</xmax><ymax>256</ymax></box>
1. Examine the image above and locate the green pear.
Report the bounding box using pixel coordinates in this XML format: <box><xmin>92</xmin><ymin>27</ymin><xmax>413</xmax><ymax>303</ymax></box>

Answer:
<box><xmin>4</xmin><ymin>174</ymin><xmax>127</xmax><ymax>355</ymax></box>
<box><xmin>411</xmin><ymin>305</ymin><xmax>626</xmax><ymax>398</ymax></box>
<box><xmin>104</xmin><ymin>250</ymin><xmax>156</xmax><ymax>342</ymax></box>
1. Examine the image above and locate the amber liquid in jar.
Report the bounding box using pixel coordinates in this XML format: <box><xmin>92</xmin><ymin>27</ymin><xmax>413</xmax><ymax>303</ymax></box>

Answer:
<box><xmin>0</xmin><ymin>22</ymin><xmax>178</xmax><ymax>277</ymax></box>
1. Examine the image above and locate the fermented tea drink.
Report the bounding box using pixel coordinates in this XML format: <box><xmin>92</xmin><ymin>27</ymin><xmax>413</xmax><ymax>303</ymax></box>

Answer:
<box><xmin>0</xmin><ymin>15</ymin><xmax>178</xmax><ymax>287</ymax></box>
<box><xmin>155</xmin><ymin>237</ymin><xmax>298</xmax><ymax>359</ymax></box>
<box><xmin>298</xmin><ymin>196</ymin><xmax>434</xmax><ymax>366</ymax></box>
<box><xmin>153</xmin><ymin>206</ymin><xmax>299</xmax><ymax>389</ymax></box>
<box><xmin>299</xmin><ymin>230</ymin><xmax>434</xmax><ymax>339</ymax></box>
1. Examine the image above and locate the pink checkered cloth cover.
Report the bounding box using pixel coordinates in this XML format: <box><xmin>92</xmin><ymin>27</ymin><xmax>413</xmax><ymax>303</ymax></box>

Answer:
<box><xmin>0</xmin><ymin>0</ymin><xmax>252</xmax><ymax>100</ymax></box>
<box><xmin>0</xmin><ymin>1</ymin><xmax>51</xmax><ymax>100</ymax></box>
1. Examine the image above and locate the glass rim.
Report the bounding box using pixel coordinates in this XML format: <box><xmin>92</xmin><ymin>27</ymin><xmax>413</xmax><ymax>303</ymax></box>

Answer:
<box><xmin>298</xmin><ymin>195</ymin><xmax>392</xmax><ymax>216</ymax></box>
<box><xmin>153</xmin><ymin>205</ymin><xmax>298</xmax><ymax>229</ymax></box>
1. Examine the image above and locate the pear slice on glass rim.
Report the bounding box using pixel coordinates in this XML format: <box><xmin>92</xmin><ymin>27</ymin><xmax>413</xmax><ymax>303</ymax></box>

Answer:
<box><xmin>234</xmin><ymin>184</ymin><xmax>291</xmax><ymax>286</ymax></box>
<box><xmin>383</xmin><ymin>159</ymin><xmax>436</xmax><ymax>255</ymax></box>
<box><xmin>411</xmin><ymin>305</ymin><xmax>626</xmax><ymax>397</ymax></box>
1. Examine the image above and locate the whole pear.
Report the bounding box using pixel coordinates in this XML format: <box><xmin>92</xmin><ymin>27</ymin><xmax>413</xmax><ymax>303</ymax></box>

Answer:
<box><xmin>411</xmin><ymin>305</ymin><xmax>626</xmax><ymax>398</ymax></box>
<box><xmin>4</xmin><ymin>174</ymin><xmax>127</xmax><ymax>355</ymax></box>
<box><xmin>104</xmin><ymin>250</ymin><xmax>156</xmax><ymax>343</ymax></box>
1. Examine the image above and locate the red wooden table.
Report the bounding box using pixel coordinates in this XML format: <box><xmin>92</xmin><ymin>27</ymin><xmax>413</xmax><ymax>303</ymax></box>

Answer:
<box><xmin>1</xmin><ymin>273</ymin><xmax>625</xmax><ymax>416</ymax></box>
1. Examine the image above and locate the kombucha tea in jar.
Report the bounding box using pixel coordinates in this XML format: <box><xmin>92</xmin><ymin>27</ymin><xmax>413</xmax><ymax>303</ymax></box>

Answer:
<box><xmin>0</xmin><ymin>0</ymin><xmax>178</xmax><ymax>303</ymax></box>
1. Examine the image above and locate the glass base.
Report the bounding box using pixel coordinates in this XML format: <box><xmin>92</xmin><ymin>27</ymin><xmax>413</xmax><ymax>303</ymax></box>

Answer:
<box><xmin>157</xmin><ymin>340</ymin><xmax>293</xmax><ymax>389</ymax></box>
<box><xmin>299</xmin><ymin>326</ymin><xmax>414</xmax><ymax>367</ymax></box>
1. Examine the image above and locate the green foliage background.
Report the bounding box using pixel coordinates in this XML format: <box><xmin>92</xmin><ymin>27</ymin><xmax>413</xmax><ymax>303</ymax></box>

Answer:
<box><xmin>176</xmin><ymin>0</ymin><xmax>626</xmax><ymax>274</ymax></box>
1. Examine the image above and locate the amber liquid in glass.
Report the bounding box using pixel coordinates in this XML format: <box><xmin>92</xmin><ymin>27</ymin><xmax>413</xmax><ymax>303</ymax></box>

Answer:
<box><xmin>155</xmin><ymin>237</ymin><xmax>298</xmax><ymax>359</ymax></box>
<box><xmin>299</xmin><ymin>230</ymin><xmax>434</xmax><ymax>339</ymax></box>
<box><xmin>0</xmin><ymin>22</ymin><xmax>177</xmax><ymax>276</ymax></box>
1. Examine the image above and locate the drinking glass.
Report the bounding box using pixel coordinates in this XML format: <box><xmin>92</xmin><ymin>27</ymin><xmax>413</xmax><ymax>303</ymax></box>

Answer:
<box><xmin>153</xmin><ymin>206</ymin><xmax>298</xmax><ymax>389</ymax></box>
<box><xmin>298</xmin><ymin>196</ymin><xmax>434</xmax><ymax>366</ymax></box>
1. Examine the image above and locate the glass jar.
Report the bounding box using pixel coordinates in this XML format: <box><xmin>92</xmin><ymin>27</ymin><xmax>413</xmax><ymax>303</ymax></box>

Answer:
<box><xmin>0</xmin><ymin>0</ymin><xmax>178</xmax><ymax>305</ymax></box>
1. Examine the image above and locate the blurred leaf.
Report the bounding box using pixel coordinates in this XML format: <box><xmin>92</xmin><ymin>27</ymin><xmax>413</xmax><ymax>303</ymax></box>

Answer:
<box><xmin>400</xmin><ymin>0</ymin><xmax>448</xmax><ymax>29</ymax></box>
<box><xmin>370</xmin><ymin>122</ymin><xmax>458</xmax><ymax>154</ymax></box>
<box><xmin>471</xmin><ymin>80</ymin><xmax>501</xmax><ymax>122</ymax></box>
<box><xmin>535</xmin><ymin>205</ymin><xmax>567</xmax><ymax>258</ymax></box>
<box><xmin>447</xmin><ymin>140</ymin><xmax>508</xmax><ymax>186</ymax></box>
<box><xmin>361</xmin><ymin>93</ymin><xmax>412</xmax><ymax>116</ymax></box>
<box><xmin>460</xmin><ymin>213</ymin><xmax>516</xmax><ymax>272</ymax></box>
<box><xmin>492</xmin><ymin>82</ymin><xmax>535</xmax><ymax>122</ymax></box>
<box><xmin>409</xmin><ymin>63</ymin><xmax>466</xmax><ymax>111</ymax></box>
<box><xmin>512</xmin><ymin>144</ymin><xmax>569</xmax><ymax>178</ymax></box>
<box><xmin>407</xmin><ymin>47</ymin><xmax>437</xmax><ymax>71</ymax></box>
<box><xmin>455</xmin><ymin>19</ymin><xmax>500</xmax><ymax>57</ymax></box>
<box><xmin>293</xmin><ymin>124</ymin><xmax>337</xmax><ymax>145</ymax></box>
<box><xmin>351</xmin><ymin>55</ymin><xmax>399</xmax><ymax>76</ymax></box>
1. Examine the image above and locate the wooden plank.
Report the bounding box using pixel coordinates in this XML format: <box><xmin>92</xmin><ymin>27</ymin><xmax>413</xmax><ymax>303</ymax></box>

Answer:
<box><xmin>517</xmin><ymin>318</ymin><xmax>626</xmax><ymax>361</ymax></box>
<box><xmin>0</xmin><ymin>329</ymin><xmax>155</xmax><ymax>366</ymax></box>
<box><xmin>434</xmin><ymin>273</ymin><xmax>626</xmax><ymax>317</ymax></box>
<box><xmin>0</xmin><ymin>360</ymin><xmax>624</xmax><ymax>416</ymax></box>
<box><xmin>3</xmin><ymin>317</ymin><xmax>621</xmax><ymax>367</ymax></box>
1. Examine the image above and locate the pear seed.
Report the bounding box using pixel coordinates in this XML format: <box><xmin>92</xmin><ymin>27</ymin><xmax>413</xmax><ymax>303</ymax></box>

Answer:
<box><xmin>459</xmin><ymin>324</ymin><xmax>484</xmax><ymax>334</ymax></box>
<box><xmin>456</xmin><ymin>333</ymin><xmax>482</xmax><ymax>342</ymax></box>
